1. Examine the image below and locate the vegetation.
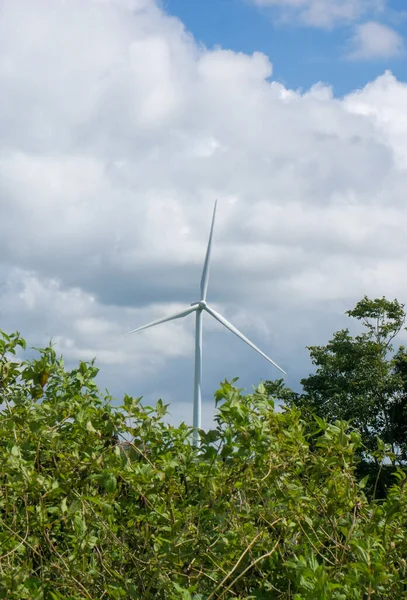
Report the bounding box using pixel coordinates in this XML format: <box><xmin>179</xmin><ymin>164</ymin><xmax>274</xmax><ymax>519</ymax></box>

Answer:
<box><xmin>1</xmin><ymin>297</ymin><xmax>407</xmax><ymax>598</ymax></box>
<box><xmin>266</xmin><ymin>296</ymin><xmax>407</xmax><ymax>497</ymax></box>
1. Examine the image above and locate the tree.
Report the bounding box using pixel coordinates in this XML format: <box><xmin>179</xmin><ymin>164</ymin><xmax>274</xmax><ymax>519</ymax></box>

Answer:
<box><xmin>267</xmin><ymin>296</ymin><xmax>407</xmax><ymax>462</ymax></box>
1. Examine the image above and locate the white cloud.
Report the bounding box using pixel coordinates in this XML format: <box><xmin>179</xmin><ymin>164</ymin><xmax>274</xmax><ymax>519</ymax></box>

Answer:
<box><xmin>344</xmin><ymin>71</ymin><xmax>407</xmax><ymax>168</ymax></box>
<box><xmin>1</xmin><ymin>0</ymin><xmax>407</xmax><ymax>425</ymax></box>
<box><xmin>347</xmin><ymin>21</ymin><xmax>404</xmax><ymax>60</ymax></box>
<box><xmin>251</xmin><ymin>0</ymin><xmax>384</xmax><ymax>28</ymax></box>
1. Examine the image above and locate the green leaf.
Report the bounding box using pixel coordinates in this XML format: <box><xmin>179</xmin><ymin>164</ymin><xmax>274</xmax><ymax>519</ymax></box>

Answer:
<box><xmin>103</xmin><ymin>473</ymin><xmax>117</xmax><ymax>493</ymax></box>
<box><xmin>86</xmin><ymin>420</ymin><xmax>100</xmax><ymax>435</ymax></box>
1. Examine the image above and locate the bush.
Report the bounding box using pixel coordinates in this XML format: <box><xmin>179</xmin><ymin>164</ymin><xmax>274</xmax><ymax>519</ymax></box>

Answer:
<box><xmin>0</xmin><ymin>331</ymin><xmax>407</xmax><ymax>599</ymax></box>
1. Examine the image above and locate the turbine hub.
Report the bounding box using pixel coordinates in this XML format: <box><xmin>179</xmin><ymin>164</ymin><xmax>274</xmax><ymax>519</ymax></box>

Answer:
<box><xmin>198</xmin><ymin>300</ymin><xmax>207</xmax><ymax>310</ymax></box>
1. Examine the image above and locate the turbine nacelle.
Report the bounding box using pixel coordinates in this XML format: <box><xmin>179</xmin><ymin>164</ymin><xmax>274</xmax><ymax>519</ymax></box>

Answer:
<box><xmin>190</xmin><ymin>300</ymin><xmax>208</xmax><ymax>310</ymax></box>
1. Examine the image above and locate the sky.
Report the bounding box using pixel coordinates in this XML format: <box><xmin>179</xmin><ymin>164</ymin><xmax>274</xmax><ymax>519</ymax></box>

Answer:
<box><xmin>1</xmin><ymin>0</ymin><xmax>407</xmax><ymax>430</ymax></box>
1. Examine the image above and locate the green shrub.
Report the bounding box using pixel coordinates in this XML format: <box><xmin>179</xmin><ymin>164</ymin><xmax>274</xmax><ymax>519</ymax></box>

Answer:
<box><xmin>0</xmin><ymin>331</ymin><xmax>406</xmax><ymax>599</ymax></box>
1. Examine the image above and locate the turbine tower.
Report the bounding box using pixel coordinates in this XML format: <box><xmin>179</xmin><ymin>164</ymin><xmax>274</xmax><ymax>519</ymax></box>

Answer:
<box><xmin>122</xmin><ymin>202</ymin><xmax>286</xmax><ymax>446</ymax></box>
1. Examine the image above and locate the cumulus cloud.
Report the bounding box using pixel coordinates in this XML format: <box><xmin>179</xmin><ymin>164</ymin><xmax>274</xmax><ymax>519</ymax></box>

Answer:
<box><xmin>344</xmin><ymin>71</ymin><xmax>407</xmax><ymax>168</ymax></box>
<box><xmin>347</xmin><ymin>21</ymin><xmax>404</xmax><ymax>60</ymax></box>
<box><xmin>1</xmin><ymin>0</ymin><xmax>407</xmax><ymax>426</ymax></box>
<box><xmin>250</xmin><ymin>0</ymin><xmax>385</xmax><ymax>28</ymax></box>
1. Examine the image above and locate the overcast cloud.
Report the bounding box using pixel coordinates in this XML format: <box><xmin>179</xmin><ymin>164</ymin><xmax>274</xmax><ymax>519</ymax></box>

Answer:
<box><xmin>1</xmin><ymin>0</ymin><xmax>407</xmax><ymax>427</ymax></box>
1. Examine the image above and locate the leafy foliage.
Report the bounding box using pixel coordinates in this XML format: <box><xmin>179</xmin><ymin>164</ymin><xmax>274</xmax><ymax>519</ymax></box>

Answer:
<box><xmin>267</xmin><ymin>297</ymin><xmax>407</xmax><ymax>462</ymax></box>
<box><xmin>1</xmin><ymin>330</ymin><xmax>407</xmax><ymax>598</ymax></box>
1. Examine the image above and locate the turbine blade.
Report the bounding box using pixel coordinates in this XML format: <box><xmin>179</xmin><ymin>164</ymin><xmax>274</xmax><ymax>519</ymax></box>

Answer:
<box><xmin>120</xmin><ymin>305</ymin><xmax>197</xmax><ymax>338</ymax></box>
<box><xmin>204</xmin><ymin>305</ymin><xmax>286</xmax><ymax>375</ymax></box>
<box><xmin>200</xmin><ymin>200</ymin><xmax>217</xmax><ymax>302</ymax></box>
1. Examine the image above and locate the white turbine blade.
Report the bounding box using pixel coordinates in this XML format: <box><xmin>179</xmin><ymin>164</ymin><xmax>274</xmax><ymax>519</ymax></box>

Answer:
<box><xmin>120</xmin><ymin>305</ymin><xmax>197</xmax><ymax>338</ymax></box>
<box><xmin>200</xmin><ymin>200</ymin><xmax>217</xmax><ymax>302</ymax></box>
<box><xmin>204</xmin><ymin>305</ymin><xmax>286</xmax><ymax>375</ymax></box>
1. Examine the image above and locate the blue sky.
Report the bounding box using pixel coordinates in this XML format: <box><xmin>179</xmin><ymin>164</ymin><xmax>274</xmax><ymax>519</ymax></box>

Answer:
<box><xmin>1</xmin><ymin>0</ymin><xmax>407</xmax><ymax>430</ymax></box>
<box><xmin>163</xmin><ymin>0</ymin><xmax>407</xmax><ymax>95</ymax></box>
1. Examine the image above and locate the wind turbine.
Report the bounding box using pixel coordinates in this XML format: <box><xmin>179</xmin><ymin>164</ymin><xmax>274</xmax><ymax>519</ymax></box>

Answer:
<box><xmin>122</xmin><ymin>201</ymin><xmax>286</xmax><ymax>445</ymax></box>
